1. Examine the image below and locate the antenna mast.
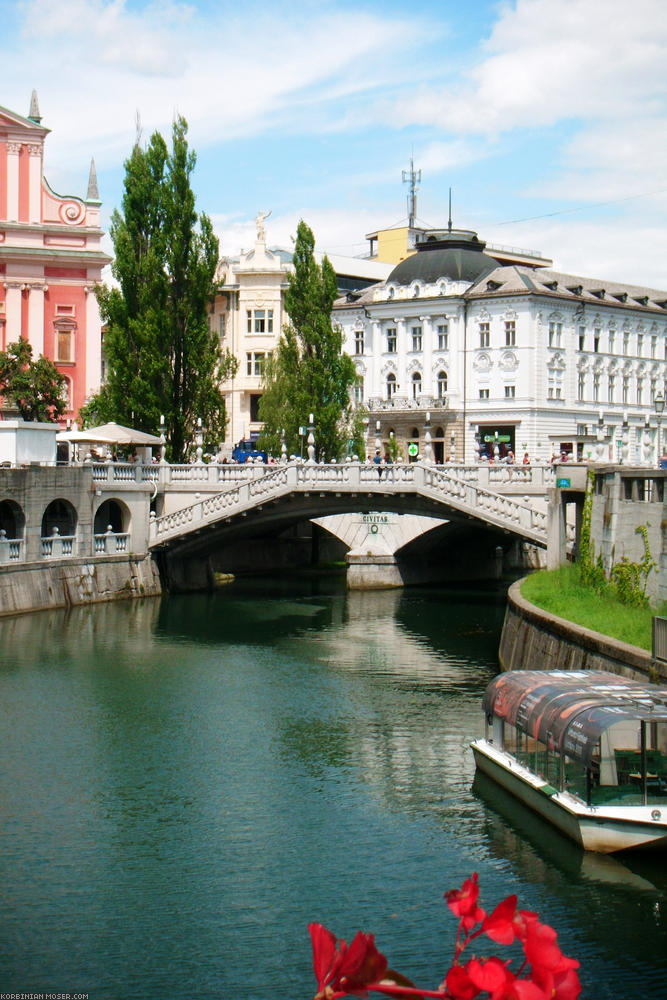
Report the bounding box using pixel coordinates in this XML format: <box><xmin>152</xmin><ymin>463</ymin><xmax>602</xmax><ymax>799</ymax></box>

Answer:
<box><xmin>402</xmin><ymin>157</ymin><xmax>421</xmax><ymax>229</ymax></box>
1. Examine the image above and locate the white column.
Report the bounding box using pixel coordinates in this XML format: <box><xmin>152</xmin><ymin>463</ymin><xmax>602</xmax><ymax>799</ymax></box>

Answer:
<box><xmin>4</xmin><ymin>282</ymin><xmax>22</xmax><ymax>341</ymax></box>
<box><xmin>28</xmin><ymin>144</ymin><xmax>42</xmax><ymax>224</ymax></box>
<box><xmin>27</xmin><ymin>284</ymin><xmax>45</xmax><ymax>355</ymax></box>
<box><xmin>84</xmin><ymin>286</ymin><xmax>102</xmax><ymax>395</ymax></box>
<box><xmin>6</xmin><ymin>143</ymin><xmax>21</xmax><ymax>222</ymax></box>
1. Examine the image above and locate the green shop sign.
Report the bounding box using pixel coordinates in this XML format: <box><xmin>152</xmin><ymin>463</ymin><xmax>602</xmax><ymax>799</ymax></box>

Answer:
<box><xmin>557</xmin><ymin>478</ymin><xmax>571</xmax><ymax>488</ymax></box>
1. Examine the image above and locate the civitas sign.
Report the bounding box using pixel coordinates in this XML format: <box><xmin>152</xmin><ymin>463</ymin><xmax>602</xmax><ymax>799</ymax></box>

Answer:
<box><xmin>362</xmin><ymin>514</ymin><xmax>389</xmax><ymax>524</ymax></box>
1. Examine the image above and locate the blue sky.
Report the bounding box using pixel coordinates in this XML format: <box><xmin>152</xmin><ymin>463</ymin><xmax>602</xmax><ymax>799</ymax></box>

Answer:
<box><xmin>4</xmin><ymin>0</ymin><xmax>667</xmax><ymax>287</ymax></box>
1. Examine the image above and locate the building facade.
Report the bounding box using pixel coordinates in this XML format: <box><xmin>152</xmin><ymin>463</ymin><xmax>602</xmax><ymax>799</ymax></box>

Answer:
<box><xmin>334</xmin><ymin>228</ymin><xmax>667</xmax><ymax>465</ymax></box>
<box><xmin>0</xmin><ymin>93</ymin><xmax>109</xmax><ymax>424</ymax></box>
<box><xmin>210</xmin><ymin>215</ymin><xmax>391</xmax><ymax>452</ymax></box>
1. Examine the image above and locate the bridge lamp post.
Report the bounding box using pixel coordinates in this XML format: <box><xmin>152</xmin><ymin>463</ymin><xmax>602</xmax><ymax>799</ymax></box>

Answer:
<box><xmin>655</xmin><ymin>391</ymin><xmax>665</xmax><ymax>467</ymax></box>
<box><xmin>423</xmin><ymin>411</ymin><xmax>433</xmax><ymax>465</ymax></box>
<box><xmin>306</xmin><ymin>413</ymin><xmax>316</xmax><ymax>464</ymax></box>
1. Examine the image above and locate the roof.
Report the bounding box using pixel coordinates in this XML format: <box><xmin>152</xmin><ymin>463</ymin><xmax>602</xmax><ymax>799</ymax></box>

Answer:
<box><xmin>483</xmin><ymin>670</ymin><xmax>667</xmax><ymax>766</ymax></box>
<box><xmin>387</xmin><ymin>229</ymin><xmax>499</xmax><ymax>286</ymax></box>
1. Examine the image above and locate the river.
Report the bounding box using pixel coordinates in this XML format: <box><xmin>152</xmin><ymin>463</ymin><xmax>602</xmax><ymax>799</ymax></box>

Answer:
<box><xmin>0</xmin><ymin>574</ymin><xmax>665</xmax><ymax>999</ymax></box>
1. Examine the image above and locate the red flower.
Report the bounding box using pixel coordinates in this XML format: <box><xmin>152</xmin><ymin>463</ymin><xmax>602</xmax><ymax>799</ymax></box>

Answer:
<box><xmin>482</xmin><ymin>896</ymin><xmax>518</xmax><ymax>946</ymax></box>
<box><xmin>530</xmin><ymin>955</ymin><xmax>581</xmax><ymax>1000</ymax></box>
<box><xmin>523</xmin><ymin>920</ymin><xmax>566</xmax><ymax>972</ymax></box>
<box><xmin>443</xmin><ymin>961</ymin><xmax>480</xmax><ymax>1000</ymax></box>
<box><xmin>467</xmin><ymin>956</ymin><xmax>511</xmax><ymax>994</ymax></box>
<box><xmin>445</xmin><ymin>872</ymin><xmax>486</xmax><ymax>930</ymax></box>
<box><xmin>308</xmin><ymin>922</ymin><xmax>388</xmax><ymax>998</ymax></box>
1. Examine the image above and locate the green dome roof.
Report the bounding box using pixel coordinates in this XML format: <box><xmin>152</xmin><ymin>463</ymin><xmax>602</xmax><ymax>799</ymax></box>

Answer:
<box><xmin>388</xmin><ymin>229</ymin><xmax>498</xmax><ymax>286</ymax></box>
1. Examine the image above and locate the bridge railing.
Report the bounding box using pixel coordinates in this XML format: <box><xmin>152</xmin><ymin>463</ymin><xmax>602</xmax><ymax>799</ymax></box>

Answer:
<box><xmin>150</xmin><ymin>460</ymin><xmax>552</xmax><ymax>547</ymax></box>
<box><xmin>89</xmin><ymin>459</ymin><xmax>555</xmax><ymax>491</ymax></box>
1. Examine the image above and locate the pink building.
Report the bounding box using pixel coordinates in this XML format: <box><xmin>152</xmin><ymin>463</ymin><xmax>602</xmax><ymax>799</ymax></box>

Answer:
<box><xmin>0</xmin><ymin>92</ymin><xmax>109</xmax><ymax>423</ymax></box>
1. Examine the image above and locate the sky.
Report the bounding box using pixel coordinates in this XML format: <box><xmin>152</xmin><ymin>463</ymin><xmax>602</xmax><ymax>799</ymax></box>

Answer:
<box><xmin>3</xmin><ymin>0</ymin><xmax>667</xmax><ymax>288</ymax></box>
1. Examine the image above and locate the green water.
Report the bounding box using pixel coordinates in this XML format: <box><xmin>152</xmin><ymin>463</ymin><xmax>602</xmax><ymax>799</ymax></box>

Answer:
<box><xmin>0</xmin><ymin>575</ymin><xmax>665</xmax><ymax>999</ymax></box>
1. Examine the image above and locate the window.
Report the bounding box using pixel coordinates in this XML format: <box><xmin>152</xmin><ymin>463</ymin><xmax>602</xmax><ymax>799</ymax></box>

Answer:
<box><xmin>354</xmin><ymin>378</ymin><xmax>364</xmax><ymax>405</ymax></box>
<box><xmin>505</xmin><ymin>385</ymin><xmax>516</xmax><ymax>398</ymax></box>
<box><xmin>637</xmin><ymin>334</ymin><xmax>643</xmax><ymax>357</ymax></box>
<box><xmin>623</xmin><ymin>332</ymin><xmax>630</xmax><ymax>354</ymax></box>
<box><xmin>386</xmin><ymin>328</ymin><xmax>397</xmax><ymax>353</ymax></box>
<box><xmin>437</xmin><ymin>370</ymin><xmax>448</xmax><ymax>398</ymax></box>
<box><xmin>247</xmin><ymin>308</ymin><xmax>274</xmax><ymax>334</ymax></box>
<box><xmin>593</xmin><ymin>330</ymin><xmax>600</xmax><ymax>353</ymax></box>
<box><xmin>548</xmin><ymin>322</ymin><xmax>562</xmax><ymax>347</ymax></box>
<box><xmin>246</xmin><ymin>351</ymin><xmax>265</xmax><ymax>376</ymax></box>
<box><xmin>386</xmin><ymin>373</ymin><xmax>397</xmax><ymax>399</ymax></box>
<box><xmin>622</xmin><ymin>375</ymin><xmax>629</xmax><ymax>404</ymax></box>
<box><xmin>505</xmin><ymin>321</ymin><xmax>516</xmax><ymax>346</ymax></box>
<box><xmin>577</xmin><ymin>372</ymin><xmax>585</xmax><ymax>401</ymax></box>
<box><xmin>479</xmin><ymin>388</ymin><xmax>489</xmax><ymax>399</ymax></box>
<box><xmin>608</xmin><ymin>374</ymin><xmax>615</xmax><ymax>403</ymax></box>
<box><xmin>218</xmin><ymin>313</ymin><xmax>226</xmax><ymax>340</ymax></box>
<box><xmin>437</xmin><ymin>324</ymin><xmax>449</xmax><ymax>350</ymax></box>
<box><xmin>637</xmin><ymin>376</ymin><xmax>644</xmax><ymax>405</ymax></box>
<box><xmin>651</xmin><ymin>335</ymin><xmax>657</xmax><ymax>359</ymax></box>
<box><xmin>411</xmin><ymin>371</ymin><xmax>422</xmax><ymax>399</ymax></box>
<box><xmin>609</xmin><ymin>331</ymin><xmax>615</xmax><ymax>354</ymax></box>
<box><xmin>354</xmin><ymin>330</ymin><xmax>364</xmax><ymax>355</ymax></box>
<box><xmin>479</xmin><ymin>322</ymin><xmax>490</xmax><ymax>348</ymax></box>
<box><xmin>55</xmin><ymin>322</ymin><xmax>75</xmax><ymax>363</ymax></box>
<box><xmin>593</xmin><ymin>372</ymin><xmax>600</xmax><ymax>402</ymax></box>
<box><xmin>578</xmin><ymin>327</ymin><xmax>586</xmax><ymax>351</ymax></box>
<box><xmin>411</xmin><ymin>326</ymin><xmax>422</xmax><ymax>352</ymax></box>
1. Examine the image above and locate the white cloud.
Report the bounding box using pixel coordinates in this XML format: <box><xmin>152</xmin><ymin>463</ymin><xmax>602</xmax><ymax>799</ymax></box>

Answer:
<box><xmin>393</xmin><ymin>0</ymin><xmax>667</xmax><ymax>135</ymax></box>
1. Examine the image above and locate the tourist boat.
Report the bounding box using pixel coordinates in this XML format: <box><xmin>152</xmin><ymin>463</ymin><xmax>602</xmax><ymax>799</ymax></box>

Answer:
<box><xmin>471</xmin><ymin>670</ymin><xmax>667</xmax><ymax>853</ymax></box>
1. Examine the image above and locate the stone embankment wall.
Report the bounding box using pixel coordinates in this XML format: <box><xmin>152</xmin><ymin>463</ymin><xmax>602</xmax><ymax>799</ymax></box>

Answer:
<box><xmin>499</xmin><ymin>579</ymin><xmax>664</xmax><ymax>683</ymax></box>
<box><xmin>0</xmin><ymin>554</ymin><xmax>161</xmax><ymax>618</ymax></box>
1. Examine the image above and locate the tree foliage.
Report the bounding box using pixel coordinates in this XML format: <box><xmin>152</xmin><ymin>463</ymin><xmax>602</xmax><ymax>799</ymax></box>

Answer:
<box><xmin>0</xmin><ymin>339</ymin><xmax>66</xmax><ymax>422</ymax></box>
<box><xmin>258</xmin><ymin>220</ymin><xmax>357</xmax><ymax>460</ymax></box>
<box><xmin>82</xmin><ymin>116</ymin><xmax>236</xmax><ymax>461</ymax></box>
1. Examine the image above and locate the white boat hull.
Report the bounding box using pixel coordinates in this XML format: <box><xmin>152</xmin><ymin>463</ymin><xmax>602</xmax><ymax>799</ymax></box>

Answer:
<box><xmin>472</xmin><ymin>739</ymin><xmax>667</xmax><ymax>854</ymax></box>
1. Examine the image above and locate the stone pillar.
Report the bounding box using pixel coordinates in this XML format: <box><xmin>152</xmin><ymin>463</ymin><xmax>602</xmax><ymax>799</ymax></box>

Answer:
<box><xmin>346</xmin><ymin>552</ymin><xmax>404</xmax><ymax>589</ymax></box>
<box><xmin>27</xmin><ymin>143</ymin><xmax>42</xmax><ymax>224</ymax></box>
<box><xmin>4</xmin><ymin>281</ymin><xmax>23</xmax><ymax>341</ymax></box>
<box><xmin>546</xmin><ymin>486</ymin><xmax>567</xmax><ymax>570</ymax></box>
<box><xmin>6</xmin><ymin>142</ymin><xmax>20</xmax><ymax>221</ymax></box>
<box><xmin>27</xmin><ymin>283</ymin><xmax>45</xmax><ymax>356</ymax></box>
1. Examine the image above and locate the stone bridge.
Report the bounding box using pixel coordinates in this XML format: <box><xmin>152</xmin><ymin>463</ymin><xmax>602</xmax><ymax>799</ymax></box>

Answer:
<box><xmin>148</xmin><ymin>461</ymin><xmax>556</xmax><ymax>588</ymax></box>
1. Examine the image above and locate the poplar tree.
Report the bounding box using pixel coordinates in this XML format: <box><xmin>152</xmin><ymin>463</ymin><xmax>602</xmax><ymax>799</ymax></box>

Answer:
<box><xmin>258</xmin><ymin>220</ymin><xmax>357</xmax><ymax>460</ymax></box>
<box><xmin>83</xmin><ymin>117</ymin><xmax>235</xmax><ymax>462</ymax></box>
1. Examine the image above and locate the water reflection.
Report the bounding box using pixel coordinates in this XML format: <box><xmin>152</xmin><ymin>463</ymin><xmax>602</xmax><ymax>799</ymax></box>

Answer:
<box><xmin>0</xmin><ymin>579</ymin><xmax>665</xmax><ymax>1000</ymax></box>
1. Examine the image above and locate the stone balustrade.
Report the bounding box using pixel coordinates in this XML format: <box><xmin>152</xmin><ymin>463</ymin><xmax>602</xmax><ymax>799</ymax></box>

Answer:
<box><xmin>150</xmin><ymin>461</ymin><xmax>553</xmax><ymax>549</ymax></box>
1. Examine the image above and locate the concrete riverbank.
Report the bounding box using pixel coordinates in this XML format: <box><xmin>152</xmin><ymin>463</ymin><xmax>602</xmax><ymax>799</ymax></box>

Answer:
<box><xmin>0</xmin><ymin>554</ymin><xmax>161</xmax><ymax>617</ymax></box>
<box><xmin>499</xmin><ymin>578</ymin><xmax>663</xmax><ymax>682</ymax></box>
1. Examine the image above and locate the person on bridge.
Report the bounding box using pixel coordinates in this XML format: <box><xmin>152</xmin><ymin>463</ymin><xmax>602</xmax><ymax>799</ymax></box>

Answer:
<box><xmin>373</xmin><ymin>450</ymin><xmax>383</xmax><ymax>480</ymax></box>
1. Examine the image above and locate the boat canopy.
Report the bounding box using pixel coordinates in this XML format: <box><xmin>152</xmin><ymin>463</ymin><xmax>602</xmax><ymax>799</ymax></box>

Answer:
<box><xmin>483</xmin><ymin>670</ymin><xmax>667</xmax><ymax>767</ymax></box>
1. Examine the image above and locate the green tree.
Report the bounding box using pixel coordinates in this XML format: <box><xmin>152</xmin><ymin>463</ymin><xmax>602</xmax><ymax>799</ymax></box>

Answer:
<box><xmin>0</xmin><ymin>339</ymin><xmax>66</xmax><ymax>422</ymax></box>
<box><xmin>82</xmin><ymin>116</ymin><xmax>236</xmax><ymax>462</ymax></box>
<box><xmin>258</xmin><ymin>220</ymin><xmax>357</xmax><ymax>460</ymax></box>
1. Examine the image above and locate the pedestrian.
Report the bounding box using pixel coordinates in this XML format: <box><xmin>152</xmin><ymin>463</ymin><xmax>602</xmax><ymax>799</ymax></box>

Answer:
<box><xmin>373</xmin><ymin>449</ymin><xmax>383</xmax><ymax>480</ymax></box>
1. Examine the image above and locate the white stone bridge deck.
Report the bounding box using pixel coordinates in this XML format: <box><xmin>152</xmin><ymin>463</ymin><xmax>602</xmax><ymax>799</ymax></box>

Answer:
<box><xmin>148</xmin><ymin>461</ymin><xmax>555</xmax><ymax>552</ymax></box>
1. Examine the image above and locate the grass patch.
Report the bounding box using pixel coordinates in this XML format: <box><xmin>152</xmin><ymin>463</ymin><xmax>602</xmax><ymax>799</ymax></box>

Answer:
<box><xmin>520</xmin><ymin>565</ymin><xmax>667</xmax><ymax>652</ymax></box>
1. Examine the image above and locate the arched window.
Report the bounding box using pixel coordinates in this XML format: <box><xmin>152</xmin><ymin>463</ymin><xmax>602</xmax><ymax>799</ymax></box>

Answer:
<box><xmin>41</xmin><ymin>499</ymin><xmax>77</xmax><ymax>538</ymax></box>
<box><xmin>437</xmin><ymin>370</ymin><xmax>448</xmax><ymax>398</ymax></box>
<box><xmin>386</xmin><ymin>373</ymin><xmax>397</xmax><ymax>400</ymax></box>
<box><xmin>411</xmin><ymin>371</ymin><xmax>422</xmax><ymax>399</ymax></box>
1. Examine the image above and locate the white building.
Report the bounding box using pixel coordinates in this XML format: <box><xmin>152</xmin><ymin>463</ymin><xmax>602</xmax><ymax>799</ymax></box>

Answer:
<box><xmin>334</xmin><ymin>227</ymin><xmax>667</xmax><ymax>464</ymax></box>
<box><xmin>210</xmin><ymin>215</ymin><xmax>391</xmax><ymax>452</ymax></box>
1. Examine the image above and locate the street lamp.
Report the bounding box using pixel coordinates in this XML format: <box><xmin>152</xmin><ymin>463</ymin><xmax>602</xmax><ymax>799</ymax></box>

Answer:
<box><xmin>655</xmin><ymin>391</ymin><xmax>665</xmax><ymax>467</ymax></box>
